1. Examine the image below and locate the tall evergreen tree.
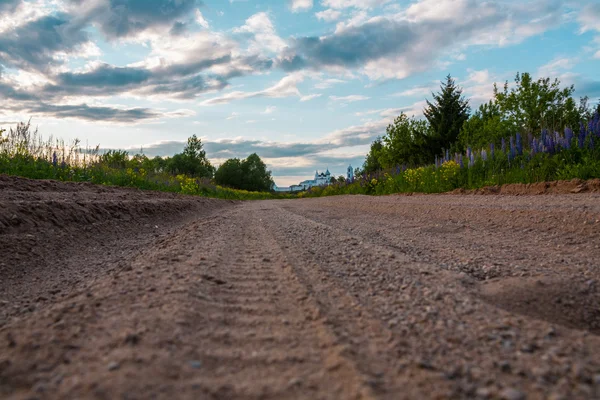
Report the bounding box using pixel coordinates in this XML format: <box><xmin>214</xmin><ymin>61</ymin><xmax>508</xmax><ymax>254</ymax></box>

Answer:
<box><xmin>423</xmin><ymin>75</ymin><xmax>470</xmax><ymax>158</ymax></box>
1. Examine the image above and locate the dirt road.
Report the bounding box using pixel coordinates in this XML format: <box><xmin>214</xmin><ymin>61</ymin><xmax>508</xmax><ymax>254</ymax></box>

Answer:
<box><xmin>1</xmin><ymin>176</ymin><xmax>600</xmax><ymax>399</ymax></box>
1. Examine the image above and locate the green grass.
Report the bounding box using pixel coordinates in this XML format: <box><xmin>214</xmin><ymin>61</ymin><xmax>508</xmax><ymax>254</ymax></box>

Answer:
<box><xmin>300</xmin><ymin>145</ymin><xmax>600</xmax><ymax>198</ymax></box>
<box><xmin>3</xmin><ymin>121</ymin><xmax>599</xmax><ymax>200</ymax></box>
<box><xmin>0</xmin><ymin>122</ymin><xmax>291</xmax><ymax>200</ymax></box>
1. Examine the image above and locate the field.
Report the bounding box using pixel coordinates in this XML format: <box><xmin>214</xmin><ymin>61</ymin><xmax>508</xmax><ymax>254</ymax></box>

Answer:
<box><xmin>1</xmin><ymin>175</ymin><xmax>600</xmax><ymax>399</ymax></box>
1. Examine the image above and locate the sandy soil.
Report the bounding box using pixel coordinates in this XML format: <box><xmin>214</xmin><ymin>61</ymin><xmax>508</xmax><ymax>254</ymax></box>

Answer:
<box><xmin>1</xmin><ymin>176</ymin><xmax>600</xmax><ymax>399</ymax></box>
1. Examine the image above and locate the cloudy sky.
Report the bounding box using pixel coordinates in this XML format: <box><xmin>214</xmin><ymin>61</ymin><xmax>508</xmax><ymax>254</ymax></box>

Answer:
<box><xmin>1</xmin><ymin>0</ymin><xmax>599</xmax><ymax>186</ymax></box>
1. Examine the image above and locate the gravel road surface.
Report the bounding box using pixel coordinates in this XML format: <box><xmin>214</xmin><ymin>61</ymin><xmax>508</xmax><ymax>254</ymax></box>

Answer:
<box><xmin>1</xmin><ymin>176</ymin><xmax>600</xmax><ymax>399</ymax></box>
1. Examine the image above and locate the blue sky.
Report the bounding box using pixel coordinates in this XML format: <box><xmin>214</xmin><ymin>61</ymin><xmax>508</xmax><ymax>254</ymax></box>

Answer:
<box><xmin>1</xmin><ymin>0</ymin><xmax>599</xmax><ymax>186</ymax></box>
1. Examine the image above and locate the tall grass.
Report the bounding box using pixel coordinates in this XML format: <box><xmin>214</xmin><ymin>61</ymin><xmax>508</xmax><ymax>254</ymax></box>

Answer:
<box><xmin>0</xmin><ymin>121</ymin><xmax>290</xmax><ymax>200</ymax></box>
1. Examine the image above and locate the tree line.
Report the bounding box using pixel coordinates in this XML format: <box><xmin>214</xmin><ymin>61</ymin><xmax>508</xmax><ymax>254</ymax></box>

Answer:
<box><xmin>363</xmin><ymin>72</ymin><xmax>600</xmax><ymax>174</ymax></box>
<box><xmin>101</xmin><ymin>135</ymin><xmax>275</xmax><ymax>192</ymax></box>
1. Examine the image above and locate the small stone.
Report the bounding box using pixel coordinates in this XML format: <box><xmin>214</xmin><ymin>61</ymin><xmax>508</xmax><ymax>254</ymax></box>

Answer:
<box><xmin>594</xmin><ymin>374</ymin><xmax>600</xmax><ymax>385</ymax></box>
<box><xmin>189</xmin><ymin>360</ymin><xmax>202</xmax><ymax>369</ymax></box>
<box><xmin>287</xmin><ymin>377</ymin><xmax>302</xmax><ymax>387</ymax></box>
<box><xmin>500</xmin><ymin>387</ymin><xmax>525</xmax><ymax>400</ymax></box>
<box><xmin>108</xmin><ymin>361</ymin><xmax>120</xmax><ymax>371</ymax></box>
<box><xmin>475</xmin><ymin>387</ymin><xmax>492</xmax><ymax>399</ymax></box>
<box><xmin>124</xmin><ymin>333</ymin><xmax>140</xmax><ymax>345</ymax></box>
<box><xmin>498</xmin><ymin>360</ymin><xmax>512</xmax><ymax>373</ymax></box>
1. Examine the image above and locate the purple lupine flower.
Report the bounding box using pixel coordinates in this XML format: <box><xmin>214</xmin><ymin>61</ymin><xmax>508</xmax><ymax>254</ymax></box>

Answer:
<box><xmin>467</xmin><ymin>147</ymin><xmax>472</xmax><ymax>160</ymax></box>
<box><xmin>565</xmin><ymin>127</ymin><xmax>573</xmax><ymax>149</ymax></box>
<box><xmin>459</xmin><ymin>154</ymin><xmax>464</xmax><ymax>168</ymax></box>
<box><xmin>541</xmin><ymin>129</ymin><xmax>547</xmax><ymax>145</ymax></box>
<box><xmin>469</xmin><ymin>152</ymin><xmax>475</xmax><ymax>167</ymax></box>
<box><xmin>547</xmin><ymin>135</ymin><xmax>556</xmax><ymax>154</ymax></box>
<box><xmin>579</xmin><ymin>122</ymin><xmax>586</xmax><ymax>149</ymax></box>
<box><xmin>516</xmin><ymin>133</ymin><xmax>523</xmax><ymax>156</ymax></box>
<box><xmin>509</xmin><ymin>136</ymin><xmax>515</xmax><ymax>161</ymax></box>
<box><xmin>435</xmin><ymin>155</ymin><xmax>439</xmax><ymax>168</ymax></box>
<box><xmin>490</xmin><ymin>143</ymin><xmax>495</xmax><ymax>158</ymax></box>
<box><xmin>445</xmin><ymin>149</ymin><xmax>450</xmax><ymax>163</ymax></box>
<box><xmin>592</xmin><ymin>112</ymin><xmax>600</xmax><ymax>137</ymax></box>
<box><xmin>531</xmin><ymin>138</ymin><xmax>537</xmax><ymax>156</ymax></box>
<box><xmin>481</xmin><ymin>149</ymin><xmax>487</xmax><ymax>161</ymax></box>
<box><xmin>501</xmin><ymin>138</ymin><xmax>506</xmax><ymax>153</ymax></box>
<box><xmin>52</xmin><ymin>152</ymin><xmax>58</xmax><ymax>167</ymax></box>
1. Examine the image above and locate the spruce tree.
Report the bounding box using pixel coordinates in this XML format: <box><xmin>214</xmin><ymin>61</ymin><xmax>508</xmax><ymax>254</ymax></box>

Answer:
<box><xmin>423</xmin><ymin>75</ymin><xmax>470</xmax><ymax>158</ymax></box>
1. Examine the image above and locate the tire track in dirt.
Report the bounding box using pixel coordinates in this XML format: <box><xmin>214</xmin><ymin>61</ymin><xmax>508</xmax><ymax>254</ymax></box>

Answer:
<box><xmin>186</xmin><ymin>206</ymin><xmax>377</xmax><ymax>400</ymax></box>
<box><xmin>254</xmin><ymin>200</ymin><xmax>600</xmax><ymax>399</ymax></box>
<box><xmin>2</xmin><ymin>185</ymin><xmax>600</xmax><ymax>399</ymax></box>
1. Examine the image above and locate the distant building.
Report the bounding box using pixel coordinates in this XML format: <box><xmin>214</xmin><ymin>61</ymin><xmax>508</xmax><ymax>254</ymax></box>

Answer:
<box><xmin>273</xmin><ymin>166</ymin><xmax>352</xmax><ymax>192</ymax></box>
<box><xmin>347</xmin><ymin>165</ymin><xmax>354</xmax><ymax>182</ymax></box>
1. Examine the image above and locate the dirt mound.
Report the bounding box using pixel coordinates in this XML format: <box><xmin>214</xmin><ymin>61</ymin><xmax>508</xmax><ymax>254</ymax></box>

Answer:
<box><xmin>449</xmin><ymin>178</ymin><xmax>600</xmax><ymax>195</ymax></box>
<box><xmin>480</xmin><ymin>277</ymin><xmax>600</xmax><ymax>334</ymax></box>
<box><xmin>0</xmin><ymin>175</ymin><xmax>232</xmax><ymax>327</ymax></box>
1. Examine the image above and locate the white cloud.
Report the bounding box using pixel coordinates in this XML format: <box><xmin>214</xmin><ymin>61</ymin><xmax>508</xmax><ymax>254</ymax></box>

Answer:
<box><xmin>262</xmin><ymin>106</ymin><xmax>277</xmax><ymax>114</ymax></box>
<box><xmin>226</xmin><ymin>112</ymin><xmax>239</xmax><ymax>120</ymax></box>
<box><xmin>233</xmin><ymin>12</ymin><xmax>287</xmax><ymax>54</ymax></box>
<box><xmin>315</xmin><ymin>9</ymin><xmax>342</xmax><ymax>22</ymax></box>
<box><xmin>291</xmin><ymin>0</ymin><xmax>313</xmax><ymax>12</ymax></box>
<box><xmin>465</xmin><ymin>69</ymin><xmax>491</xmax><ymax>85</ymax></box>
<box><xmin>314</xmin><ymin>78</ymin><xmax>346</xmax><ymax>89</ymax></box>
<box><xmin>322</xmin><ymin>0</ymin><xmax>391</xmax><ymax>10</ymax></box>
<box><xmin>578</xmin><ymin>4</ymin><xmax>600</xmax><ymax>33</ymax></box>
<box><xmin>329</xmin><ymin>95</ymin><xmax>369</xmax><ymax>102</ymax></box>
<box><xmin>202</xmin><ymin>73</ymin><xmax>305</xmax><ymax>105</ymax></box>
<box><xmin>392</xmin><ymin>85</ymin><xmax>435</xmax><ymax>98</ymax></box>
<box><xmin>536</xmin><ymin>58</ymin><xmax>572</xmax><ymax>78</ymax></box>
<box><xmin>195</xmin><ymin>10</ymin><xmax>210</xmax><ymax>29</ymax></box>
<box><xmin>300</xmin><ymin>94</ymin><xmax>322</xmax><ymax>102</ymax></box>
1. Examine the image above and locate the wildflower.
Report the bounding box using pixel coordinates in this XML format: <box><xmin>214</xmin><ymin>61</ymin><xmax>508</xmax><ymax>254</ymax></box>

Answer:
<box><xmin>490</xmin><ymin>143</ymin><xmax>495</xmax><ymax>158</ymax></box>
<box><xmin>516</xmin><ymin>133</ymin><xmax>523</xmax><ymax>156</ymax></box>
<box><xmin>501</xmin><ymin>137</ymin><xmax>506</xmax><ymax>153</ymax></box>
<box><xmin>578</xmin><ymin>122</ymin><xmax>586</xmax><ymax>149</ymax></box>
<box><xmin>509</xmin><ymin>136</ymin><xmax>515</xmax><ymax>161</ymax></box>
<box><xmin>564</xmin><ymin>127</ymin><xmax>573</xmax><ymax>149</ymax></box>
<box><xmin>52</xmin><ymin>152</ymin><xmax>58</xmax><ymax>167</ymax></box>
<box><xmin>481</xmin><ymin>149</ymin><xmax>487</xmax><ymax>162</ymax></box>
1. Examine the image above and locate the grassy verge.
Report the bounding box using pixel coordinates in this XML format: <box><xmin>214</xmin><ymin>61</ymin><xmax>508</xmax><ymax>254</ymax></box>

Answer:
<box><xmin>302</xmin><ymin>128</ymin><xmax>600</xmax><ymax>197</ymax></box>
<box><xmin>0</xmin><ymin>123</ymin><xmax>291</xmax><ymax>200</ymax></box>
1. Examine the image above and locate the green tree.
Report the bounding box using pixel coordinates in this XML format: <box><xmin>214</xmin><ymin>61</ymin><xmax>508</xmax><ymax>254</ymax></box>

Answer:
<box><xmin>379</xmin><ymin>113</ymin><xmax>431</xmax><ymax>168</ymax></box>
<box><xmin>363</xmin><ymin>138</ymin><xmax>384</xmax><ymax>173</ymax></box>
<box><xmin>241</xmin><ymin>153</ymin><xmax>274</xmax><ymax>192</ymax></box>
<box><xmin>167</xmin><ymin>135</ymin><xmax>214</xmax><ymax>178</ymax></box>
<box><xmin>494</xmin><ymin>72</ymin><xmax>576</xmax><ymax>134</ymax></box>
<box><xmin>214</xmin><ymin>153</ymin><xmax>274</xmax><ymax>192</ymax></box>
<box><xmin>214</xmin><ymin>158</ymin><xmax>243</xmax><ymax>189</ymax></box>
<box><xmin>423</xmin><ymin>74</ymin><xmax>470</xmax><ymax>157</ymax></box>
<box><xmin>458</xmin><ymin>101</ymin><xmax>513</xmax><ymax>150</ymax></box>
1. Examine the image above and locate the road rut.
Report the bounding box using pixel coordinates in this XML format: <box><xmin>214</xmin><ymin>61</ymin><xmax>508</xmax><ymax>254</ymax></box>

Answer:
<box><xmin>1</xmin><ymin>182</ymin><xmax>600</xmax><ymax>399</ymax></box>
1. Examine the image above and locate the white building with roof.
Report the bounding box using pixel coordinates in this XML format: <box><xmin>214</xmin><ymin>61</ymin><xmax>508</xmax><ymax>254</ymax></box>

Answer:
<box><xmin>273</xmin><ymin>168</ymin><xmax>338</xmax><ymax>192</ymax></box>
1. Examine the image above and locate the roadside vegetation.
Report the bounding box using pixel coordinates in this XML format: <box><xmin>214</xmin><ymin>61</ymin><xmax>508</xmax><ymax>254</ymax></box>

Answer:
<box><xmin>0</xmin><ymin>124</ymin><xmax>285</xmax><ymax>200</ymax></box>
<box><xmin>303</xmin><ymin>73</ymin><xmax>600</xmax><ymax>197</ymax></box>
<box><xmin>1</xmin><ymin>71</ymin><xmax>599</xmax><ymax>199</ymax></box>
